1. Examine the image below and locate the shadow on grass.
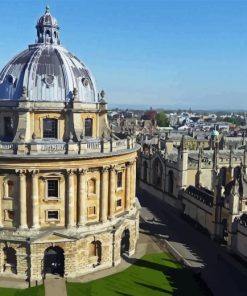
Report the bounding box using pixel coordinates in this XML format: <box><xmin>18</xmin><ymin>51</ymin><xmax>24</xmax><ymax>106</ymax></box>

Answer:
<box><xmin>115</xmin><ymin>291</ymin><xmax>133</xmax><ymax>296</ymax></box>
<box><xmin>124</xmin><ymin>256</ymin><xmax>212</xmax><ymax>296</ymax></box>
<box><xmin>134</xmin><ymin>281</ymin><xmax>172</xmax><ymax>294</ymax></box>
<box><xmin>161</xmin><ymin>258</ymin><xmax>179</xmax><ymax>264</ymax></box>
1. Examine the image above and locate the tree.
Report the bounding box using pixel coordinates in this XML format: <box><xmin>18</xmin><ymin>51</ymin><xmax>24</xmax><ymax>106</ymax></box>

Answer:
<box><xmin>156</xmin><ymin>112</ymin><xmax>169</xmax><ymax>127</ymax></box>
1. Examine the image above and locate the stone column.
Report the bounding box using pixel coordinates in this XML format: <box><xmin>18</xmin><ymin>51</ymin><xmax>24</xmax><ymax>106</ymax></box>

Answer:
<box><xmin>78</xmin><ymin>169</ymin><xmax>87</xmax><ymax>226</ymax></box>
<box><xmin>18</xmin><ymin>170</ymin><xmax>28</xmax><ymax>229</ymax></box>
<box><xmin>100</xmin><ymin>166</ymin><xmax>109</xmax><ymax>222</ymax></box>
<box><xmin>0</xmin><ymin>175</ymin><xmax>3</xmax><ymax>227</ymax></box>
<box><xmin>108</xmin><ymin>166</ymin><xmax>115</xmax><ymax>219</ymax></box>
<box><xmin>67</xmin><ymin>169</ymin><xmax>75</xmax><ymax>227</ymax></box>
<box><xmin>31</xmin><ymin>170</ymin><xmax>39</xmax><ymax>229</ymax></box>
<box><xmin>125</xmin><ymin>163</ymin><xmax>131</xmax><ymax>211</ymax></box>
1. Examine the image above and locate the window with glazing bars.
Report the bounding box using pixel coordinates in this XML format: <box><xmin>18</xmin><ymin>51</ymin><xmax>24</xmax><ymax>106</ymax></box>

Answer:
<box><xmin>47</xmin><ymin>211</ymin><xmax>59</xmax><ymax>220</ymax></box>
<box><xmin>85</xmin><ymin>118</ymin><xmax>93</xmax><ymax>137</ymax></box>
<box><xmin>47</xmin><ymin>180</ymin><xmax>58</xmax><ymax>198</ymax></box>
<box><xmin>117</xmin><ymin>172</ymin><xmax>123</xmax><ymax>188</ymax></box>
<box><xmin>43</xmin><ymin>118</ymin><xmax>58</xmax><ymax>138</ymax></box>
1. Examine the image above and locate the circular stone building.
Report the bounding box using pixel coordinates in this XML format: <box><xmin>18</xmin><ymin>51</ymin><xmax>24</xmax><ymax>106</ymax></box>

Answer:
<box><xmin>0</xmin><ymin>7</ymin><xmax>139</xmax><ymax>282</ymax></box>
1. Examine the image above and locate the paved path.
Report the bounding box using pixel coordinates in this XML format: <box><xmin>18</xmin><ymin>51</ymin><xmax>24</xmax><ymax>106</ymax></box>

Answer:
<box><xmin>141</xmin><ymin>205</ymin><xmax>204</xmax><ymax>268</ymax></box>
<box><xmin>138</xmin><ymin>187</ymin><xmax>247</xmax><ymax>296</ymax></box>
<box><xmin>45</xmin><ymin>277</ymin><xmax>67</xmax><ymax>296</ymax></box>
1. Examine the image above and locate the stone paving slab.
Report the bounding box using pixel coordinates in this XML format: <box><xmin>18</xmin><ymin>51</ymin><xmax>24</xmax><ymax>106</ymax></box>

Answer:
<box><xmin>45</xmin><ymin>277</ymin><xmax>67</xmax><ymax>296</ymax></box>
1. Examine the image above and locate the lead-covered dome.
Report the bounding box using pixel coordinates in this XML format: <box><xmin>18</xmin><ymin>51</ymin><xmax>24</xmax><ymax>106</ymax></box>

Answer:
<box><xmin>0</xmin><ymin>6</ymin><xmax>98</xmax><ymax>103</ymax></box>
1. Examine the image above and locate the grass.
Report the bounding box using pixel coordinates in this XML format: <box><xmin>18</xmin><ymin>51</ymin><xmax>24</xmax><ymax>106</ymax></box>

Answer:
<box><xmin>0</xmin><ymin>285</ymin><xmax>44</xmax><ymax>296</ymax></box>
<box><xmin>66</xmin><ymin>253</ymin><xmax>210</xmax><ymax>296</ymax></box>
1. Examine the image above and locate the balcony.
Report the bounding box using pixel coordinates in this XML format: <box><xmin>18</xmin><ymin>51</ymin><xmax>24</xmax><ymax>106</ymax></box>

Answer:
<box><xmin>0</xmin><ymin>137</ymin><xmax>137</xmax><ymax>157</ymax></box>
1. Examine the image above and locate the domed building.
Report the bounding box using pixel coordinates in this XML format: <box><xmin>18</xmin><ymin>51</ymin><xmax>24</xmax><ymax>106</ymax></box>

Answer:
<box><xmin>0</xmin><ymin>7</ymin><xmax>139</xmax><ymax>282</ymax></box>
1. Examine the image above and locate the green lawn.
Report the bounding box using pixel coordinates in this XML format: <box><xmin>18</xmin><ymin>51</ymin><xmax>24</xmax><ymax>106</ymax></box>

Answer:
<box><xmin>66</xmin><ymin>253</ymin><xmax>210</xmax><ymax>296</ymax></box>
<box><xmin>0</xmin><ymin>285</ymin><xmax>44</xmax><ymax>296</ymax></box>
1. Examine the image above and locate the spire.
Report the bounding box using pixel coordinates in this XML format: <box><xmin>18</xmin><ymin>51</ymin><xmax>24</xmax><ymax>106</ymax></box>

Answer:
<box><xmin>36</xmin><ymin>6</ymin><xmax>60</xmax><ymax>45</ymax></box>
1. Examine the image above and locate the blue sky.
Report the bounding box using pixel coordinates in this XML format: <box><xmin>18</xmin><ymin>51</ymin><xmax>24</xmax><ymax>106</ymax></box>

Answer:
<box><xmin>0</xmin><ymin>0</ymin><xmax>246</xmax><ymax>109</ymax></box>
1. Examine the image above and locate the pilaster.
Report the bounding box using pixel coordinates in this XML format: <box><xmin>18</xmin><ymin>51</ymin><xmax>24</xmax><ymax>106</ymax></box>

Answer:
<box><xmin>132</xmin><ymin>159</ymin><xmax>137</xmax><ymax>207</ymax></box>
<box><xmin>125</xmin><ymin>163</ymin><xmax>131</xmax><ymax>211</ymax></box>
<box><xmin>100</xmin><ymin>166</ymin><xmax>109</xmax><ymax>222</ymax></box>
<box><xmin>67</xmin><ymin>169</ymin><xmax>76</xmax><ymax>227</ymax></box>
<box><xmin>31</xmin><ymin>170</ymin><xmax>40</xmax><ymax>229</ymax></box>
<box><xmin>16</xmin><ymin>170</ymin><xmax>28</xmax><ymax>229</ymax></box>
<box><xmin>78</xmin><ymin>168</ymin><xmax>87</xmax><ymax>226</ymax></box>
<box><xmin>109</xmin><ymin>165</ymin><xmax>115</xmax><ymax>219</ymax></box>
<box><xmin>0</xmin><ymin>175</ymin><xmax>3</xmax><ymax>228</ymax></box>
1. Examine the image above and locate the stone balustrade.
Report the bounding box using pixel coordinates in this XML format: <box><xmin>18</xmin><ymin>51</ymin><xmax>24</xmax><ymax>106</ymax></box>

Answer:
<box><xmin>0</xmin><ymin>137</ymin><xmax>137</xmax><ymax>156</ymax></box>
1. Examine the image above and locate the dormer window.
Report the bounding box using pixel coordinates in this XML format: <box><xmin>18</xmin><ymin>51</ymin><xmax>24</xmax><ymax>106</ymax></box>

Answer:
<box><xmin>7</xmin><ymin>74</ymin><xmax>16</xmax><ymax>85</ymax></box>
<box><xmin>43</xmin><ymin>118</ymin><xmax>58</xmax><ymax>139</ymax></box>
<box><xmin>45</xmin><ymin>30</ymin><xmax>51</xmax><ymax>37</ymax></box>
<box><xmin>44</xmin><ymin>75</ymin><xmax>54</xmax><ymax>87</ymax></box>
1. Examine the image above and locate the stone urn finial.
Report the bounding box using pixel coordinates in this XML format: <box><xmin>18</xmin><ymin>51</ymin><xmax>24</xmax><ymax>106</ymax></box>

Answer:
<box><xmin>73</xmin><ymin>87</ymin><xmax>78</xmax><ymax>100</ymax></box>
<box><xmin>100</xmin><ymin>90</ymin><xmax>105</xmax><ymax>99</ymax></box>
<box><xmin>69</xmin><ymin>132</ymin><xmax>73</xmax><ymax>143</ymax></box>
<box><xmin>19</xmin><ymin>133</ymin><xmax>25</xmax><ymax>142</ymax></box>
<box><xmin>22</xmin><ymin>86</ymin><xmax>27</xmax><ymax>98</ymax></box>
<box><xmin>32</xmin><ymin>132</ymin><xmax>37</xmax><ymax>140</ymax></box>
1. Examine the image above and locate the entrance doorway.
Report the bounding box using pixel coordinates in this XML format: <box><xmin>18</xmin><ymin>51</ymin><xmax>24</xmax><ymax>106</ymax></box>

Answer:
<box><xmin>121</xmin><ymin>229</ymin><xmax>130</xmax><ymax>256</ymax></box>
<box><xmin>44</xmin><ymin>246</ymin><xmax>64</xmax><ymax>276</ymax></box>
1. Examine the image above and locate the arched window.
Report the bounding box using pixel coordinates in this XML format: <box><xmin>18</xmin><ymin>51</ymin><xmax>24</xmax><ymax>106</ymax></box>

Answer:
<box><xmin>121</xmin><ymin>229</ymin><xmax>130</xmax><ymax>255</ymax></box>
<box><xmin>54</xmin><ymin>31</ymin><xmax>57</xmax><ymax>38</ymax></box>
<box><xmin>153</xmin><ymin>158</ymin><xmax>163</xmax><ymax>187</ymax></box>
<box><xmin>88</xmin><ymin>178</ymin><xmax>96</xmax><ymax>195</ymax></box>
<box><xmin>43</xmin><ymin>118</ymin><xmax>58</xmax><ymax>138</ymax></box>
<box><xmin>143</xmin><ymin>161</ymin><xmax>148</xmax><ymax>182</ymax></box>
<box><xmin>45</xmin><ymin>30</ymin><xmax>51</xmax><ymax>37</ymax></box>
<box><xmin>85</xmin><ymin>118</ymin><xmax>93</xmax><ymax>137</ymax></box>
<box><xmin>89</xmin><ymin>241</ymin><xmax>102</xmax><ymax>263</ymax></box>
<box><xmin>3</xmin><ymin>247</ymin><xmax>17</xmax><ymax>274</ymax></box>
<box><xmin>168</xmin><ymin>170</ymin><xmax>174</xmax><ymax>194</ymax></box>
<box><xmin>220</xmin><ymin>167</ymin><xmax>227</xmax><ymax>186</ymax></box>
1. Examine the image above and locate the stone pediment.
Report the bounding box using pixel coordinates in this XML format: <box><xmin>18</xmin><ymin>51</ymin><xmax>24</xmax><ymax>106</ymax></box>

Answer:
<box><xmin>33</xmin><ymin>231</ymin><xmax>77</xmax><ymax>243</ymax></box>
